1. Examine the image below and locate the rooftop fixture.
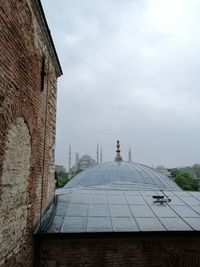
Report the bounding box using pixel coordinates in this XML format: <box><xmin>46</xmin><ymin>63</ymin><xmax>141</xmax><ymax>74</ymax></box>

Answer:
<box><xmin>152</xmin><ymin>195</ymin><xmax>171</xmax><ymax>205</ymax></box>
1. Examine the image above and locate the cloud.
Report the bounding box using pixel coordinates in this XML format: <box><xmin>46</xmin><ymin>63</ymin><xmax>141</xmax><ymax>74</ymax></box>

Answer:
<box><xmin>42</xmin><ymin>0</ymin><xmax>200</xmax><ymax>168</ymax></box>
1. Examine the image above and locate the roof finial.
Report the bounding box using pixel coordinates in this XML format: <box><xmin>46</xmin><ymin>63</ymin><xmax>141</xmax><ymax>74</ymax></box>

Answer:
<box><xmin>115</xmin><ymin>140</ymin><xmax>123</xmax><ymax>162</ymax></box>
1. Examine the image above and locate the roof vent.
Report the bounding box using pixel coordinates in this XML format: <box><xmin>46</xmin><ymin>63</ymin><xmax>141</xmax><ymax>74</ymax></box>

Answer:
<box><xmin>152</xmin><ymin>195</ymin><xmax>171</xmax><ymax>205</ymax></box>
<box><xmin>115</xmin><ymin>140</ymin><xmax>123</xmax><ymax>162</ymax></box>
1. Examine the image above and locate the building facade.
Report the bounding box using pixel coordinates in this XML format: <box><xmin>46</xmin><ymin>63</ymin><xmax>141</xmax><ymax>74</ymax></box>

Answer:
<box><xmin>0</xmin><ymin>1</ymin><xmax>62</xmax><ymax>266</ymax></box>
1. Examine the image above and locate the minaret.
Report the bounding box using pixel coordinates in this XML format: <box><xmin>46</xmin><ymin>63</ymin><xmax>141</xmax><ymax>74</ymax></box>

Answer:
<box><xmin>128</xmin><ymin>147</ymin><xmax>132</xmax><ymax>162</ymax></box>
<box><xmin>115</xmin><ymin>140</ymin><xmax>123</xmax><ymax>161</ymax></box>
<box><xmin>68</xmin><ymin>144</ymin><xmax>71</xmax><ymax>172</ymax></box>
<box><xmin>75</xmin><ymin>152</ymin><xmax>79</xmax><ymax>164</ymax></box>
<box><xmin>100</xmin><ymin>146</ymin><xmax>102</xmax><ymax>163</ymax></box>
<box><xmin>96</xmin><ymin>144</ymin><xmax>99</xmax><ymax>164</ymax></box>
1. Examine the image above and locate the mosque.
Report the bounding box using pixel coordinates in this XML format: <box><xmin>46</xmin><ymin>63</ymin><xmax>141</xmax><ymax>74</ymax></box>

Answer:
<box><xmin>35</xmin><ymin>141</ymin><xmax>200</xmax><ymax>267</ymax></box>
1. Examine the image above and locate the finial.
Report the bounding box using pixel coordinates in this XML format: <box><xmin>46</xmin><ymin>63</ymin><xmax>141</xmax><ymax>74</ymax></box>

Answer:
<box><xmin>115</xmin><ymin>140</ymin><xmax>123</xmax><ymax>161</ymax></box>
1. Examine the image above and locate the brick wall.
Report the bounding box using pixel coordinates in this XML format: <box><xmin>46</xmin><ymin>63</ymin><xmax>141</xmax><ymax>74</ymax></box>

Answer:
<box><xmin>35</xmin><ymin>234</ymin><xmax>200</xmax><ymax>267</ymax></box>
<box><xmin>0</xmin><ymin>0</ymin><xmax>61</xmax><ymax>266</ymax></box>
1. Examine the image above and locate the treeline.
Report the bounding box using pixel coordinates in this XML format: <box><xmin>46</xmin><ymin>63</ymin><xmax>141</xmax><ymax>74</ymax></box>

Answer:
<box><xmin>168</xmin><ymin>164</ymin><xmax>200</xmax><ymax>191</ymax></box>
<box><xmin>55</xmin><ymin>168</ymin><xmax>83</xmax><ymax>188</ymax></box>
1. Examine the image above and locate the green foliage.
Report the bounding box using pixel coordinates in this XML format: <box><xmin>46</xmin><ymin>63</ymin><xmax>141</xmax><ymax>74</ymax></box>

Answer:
<box><xmin>168</xmin><ymin>168</ymin><xmax>179</xmax><ymax>178</ymax></box>
<box><xmin>54</xmin><ymin>169</ymin><xmax>83</xmax><ymax>188</ymax></box>
<box><xmin>169</xmin><ymin>164</ymin><xmax>200</xmax><ymax>180</ymax></box>
<box><xmin>175</xmin><ymin>171</ymin><xmax>199</xmax><ymax>191</ymax></box>
<box><xmin>57</xmin><ymin>175</ymin><xmax>69</xmax><ymax>188</ymax></box>
<box><xmin>55</xmin><ymin>171</ymin><xmax>69</xmax><ymax>188</ymax></box>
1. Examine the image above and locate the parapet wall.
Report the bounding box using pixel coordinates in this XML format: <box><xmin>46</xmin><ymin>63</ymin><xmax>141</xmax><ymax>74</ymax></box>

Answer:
<box><xmin>35</xmin><ymin>233</ymin><xmax>200</xmax><ymax>267</ymax></box>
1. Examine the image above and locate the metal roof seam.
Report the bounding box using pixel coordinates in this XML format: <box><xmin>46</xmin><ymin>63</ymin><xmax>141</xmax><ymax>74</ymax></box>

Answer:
<box><xmin>139</xmin><ymin>192</ymin><xmax>167</xmax><ymax>231</ymax></box>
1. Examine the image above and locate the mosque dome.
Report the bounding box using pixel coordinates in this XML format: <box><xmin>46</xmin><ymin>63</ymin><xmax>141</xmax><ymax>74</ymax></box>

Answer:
<box><xmin>65</xmin><ymin>160</ymin><xmax>180</xmax><ymax>191</ymax></box>
<box><xmin>71</xmin><ymin>154</ymin><xmax>96</xmax><ymax>172</ymax></box>
<box><xmin>50</xmin><ymin>141</ymin><xmax>200</xmax><ymax>234</ymax></box>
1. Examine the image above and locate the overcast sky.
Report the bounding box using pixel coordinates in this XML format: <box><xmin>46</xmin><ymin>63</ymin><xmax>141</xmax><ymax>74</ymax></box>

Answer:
<box><xmin>42</xmin><ymin>0</ymin><xmax>200</xmax><ymax>170</ymax></box>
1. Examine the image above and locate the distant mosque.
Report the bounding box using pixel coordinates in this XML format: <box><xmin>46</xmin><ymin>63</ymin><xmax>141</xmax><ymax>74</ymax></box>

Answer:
<box><xmin>68</xmin><ymin>143</ymin><xmax>133</xmax><ymax>173</ymax></box>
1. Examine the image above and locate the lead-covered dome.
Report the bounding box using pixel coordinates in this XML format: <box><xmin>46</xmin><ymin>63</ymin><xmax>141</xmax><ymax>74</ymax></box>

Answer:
<box><xmin>65</xmin><ymin>161</ymin><xmax>180</xmax><ymax>191</ymax></box>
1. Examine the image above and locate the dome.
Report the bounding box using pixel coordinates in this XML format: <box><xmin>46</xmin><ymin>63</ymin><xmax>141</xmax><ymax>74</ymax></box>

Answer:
<box><xmin>71</xmin><ymin>154</ymin><xmax>96</xmax><ymax>172</ymax></box>
<box><xmin>65</xmin><ymin>161</ymin><xmax>180</xmax><ymax>191</ymax></box>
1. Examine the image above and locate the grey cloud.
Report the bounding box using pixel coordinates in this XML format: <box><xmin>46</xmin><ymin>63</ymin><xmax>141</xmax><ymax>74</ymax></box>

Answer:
<box><xmin>42</xmin><ymin>0</ymin><xmax>200</xmax><ymax>169</ymax></box>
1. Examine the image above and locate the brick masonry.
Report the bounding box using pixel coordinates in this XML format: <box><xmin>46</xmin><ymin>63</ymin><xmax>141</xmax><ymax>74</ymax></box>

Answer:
<box><xmin>35</xmin><ymin>234</ymin><xmax>200</xmax><ymax>267</ymax></box>
<box><xmin>0</xmin><ymin>0</ymin><xmax>62</xmax><ymax>266</ymax></box>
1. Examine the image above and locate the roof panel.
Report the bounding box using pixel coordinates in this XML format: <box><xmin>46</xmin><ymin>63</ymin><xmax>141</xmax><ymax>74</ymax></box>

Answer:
<box><xmin>178</xmin><ymin>196</ymin><xmax>200</xmax><ymax>206</ymax></box>
<box><xmin>88</xmin><ymin>204</ymin><xmax>109</xmax><ymax>217</ymax></box>
<box><xmin>87</xmin><ymin>217</ymin><xmax>112</xmax><ymax>232</ymax></box>
<box><xmin>126</xmin><ymin>195</ymin><xmax>146</xmax><ymax>205</ymax></box>
<box><xmin>90</xmin><ymin>194</ymin><xmax>107</xmax><ymax>204</ymax></box>
<box><xmin>108</xmin><ymin>195</ymin><xmax>126</xmax><ymax>204</ymax></box>
<box><xmin>109</xmin><ymin>204</ymin><xmax>132</xmax><ymax>217</ymax></box>
<box><xmin>56</xmin><ymin>203</ymin><xmax>68</xmax><ymax>216</ymax></box>
<box><xmin>135</xmin><ymin>217</ymin><xmax>166</xmax><ymax>231</ymax></box>
<box><xmin>184</xmin><ymin>218</ymin><xmax>200</xmax><ymax>230</ymax></box>
<box><xmin>170</xmin><ymin>205</ymin><xmax>200</xmax><ymax>218</ymax></box>
<box><xmin>151</xmin><ymin>205</ymin><xmax>178</xmax><ymax>218</ymax></box>
<box><xmin>159</xmin><ymin>217</ymin><xmax>192</xmax><ymax>231</ymax></box>
<box><xmin>66</xmin><ymin>203</ymin><xmax>88</xmax><ymax>217</ymax></box>
<box><xmin>130</xmin><ymin>205</ymin><xmax>155</xmax><ymax>218</ymax></box>
<box><xmin>70</xmin><ymin>193</ymin><xmax>90</xmax><ymax>204</ymax></box>
<box><xmin>112</xmin><ymin>217</ymin><xmax>138</xmax><ymax>232</ymax></box>
<box><xmin>61</xmin><ymin>216</ymin><xmax>87</xmax><ymax>232</ymax></box>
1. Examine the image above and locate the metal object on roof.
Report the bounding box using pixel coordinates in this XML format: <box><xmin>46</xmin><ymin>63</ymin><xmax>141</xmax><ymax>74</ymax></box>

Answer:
<box><xmin>65</xmin><ymin>161</ymin><xmax>180</xmax><ymax>191</ymax></box>
<box><xmin>115</xmin><ymin>140</ymin><xmax>123</xmax><ymax>162</ymax></box>
<box><xmin>47</xmin><ymin>188</ymin><xmax>200</xmax><ymax>233</ymax></box>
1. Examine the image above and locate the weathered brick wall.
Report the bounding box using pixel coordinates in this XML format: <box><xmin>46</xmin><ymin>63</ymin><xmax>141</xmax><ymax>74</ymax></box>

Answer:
<box><xmin>35</xmin><ymin>234</ymin><xmax>200</xmax><ymax>267</ymax></box>
<box><xmin>0</xmin><ymin>0</ymin><xmax>61</xmax><ymax>266</ymax></box>
<box><xmin>0</xmin><ymin>117</ymin><xmax>31</xmax><ymax>265</ymax></box>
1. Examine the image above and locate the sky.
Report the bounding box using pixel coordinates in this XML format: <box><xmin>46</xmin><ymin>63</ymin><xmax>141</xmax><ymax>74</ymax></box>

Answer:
<box><xmin>42</xmin><ymin>0</ymin><xmax>200</xmax><ymax>170</ymax></box>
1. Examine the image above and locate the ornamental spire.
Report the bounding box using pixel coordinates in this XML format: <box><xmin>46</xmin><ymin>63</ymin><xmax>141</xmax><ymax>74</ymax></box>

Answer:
<box><xmin>115</xmin><ymin>140</ymin><xmax>123</xmax><ymax>162</ymax></box>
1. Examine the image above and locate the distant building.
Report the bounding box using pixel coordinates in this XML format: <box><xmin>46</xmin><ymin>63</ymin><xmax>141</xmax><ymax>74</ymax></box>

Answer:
<box><xmin>71</xmin><ymin>154</ymin><xmax>96</xmax><ymax>172</ymax></box>
<box><xmin>55</xmin><ymin>165</ymin><xmax>66</xmax><ymax>174</ymax></box>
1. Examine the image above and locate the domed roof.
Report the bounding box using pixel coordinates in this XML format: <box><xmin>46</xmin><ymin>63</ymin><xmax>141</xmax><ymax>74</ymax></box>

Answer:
<box><xmin>65</xmin><ymin>161</ymin><xmax>180</xmax><ymax>191</ymax></box>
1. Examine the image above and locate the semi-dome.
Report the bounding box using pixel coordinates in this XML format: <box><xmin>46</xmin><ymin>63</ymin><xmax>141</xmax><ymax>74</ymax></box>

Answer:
<box><xmin>65</xmin><ymin>161</ymin><xmax>180</xmax><ymax>191</ymax></box>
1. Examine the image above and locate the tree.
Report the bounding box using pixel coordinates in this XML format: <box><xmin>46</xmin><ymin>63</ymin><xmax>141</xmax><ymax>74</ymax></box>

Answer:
<box><xmin>168</xmin><ymin>168</ymin><xmax>179</xmax><ymax>178</ymax></box>
<box><xmin>55</xmin><ymin>171</ymin><xmax>69</xmax><ymax>188</ymax></box>
<box><xmin>175</xmin><ymin>171</ymin><xmax>199</xmax><ymax>191</ymax></box>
